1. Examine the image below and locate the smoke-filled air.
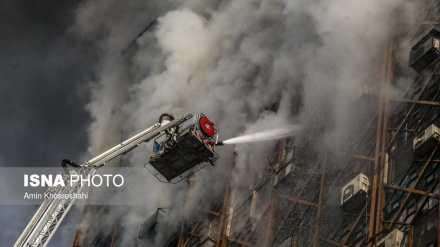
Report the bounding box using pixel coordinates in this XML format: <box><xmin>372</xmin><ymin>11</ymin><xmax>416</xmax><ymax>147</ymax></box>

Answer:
<box><xmin>67</xmin><ymin>0</ymin><xmax>422</xmax><ymax>246</ymax></box>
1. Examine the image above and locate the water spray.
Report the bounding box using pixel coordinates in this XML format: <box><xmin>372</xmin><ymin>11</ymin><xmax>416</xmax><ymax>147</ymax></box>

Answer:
<box><xmin>215</xmin><ymin>125</ymin><xmax>301</xmax><ymax>145</ymax></box>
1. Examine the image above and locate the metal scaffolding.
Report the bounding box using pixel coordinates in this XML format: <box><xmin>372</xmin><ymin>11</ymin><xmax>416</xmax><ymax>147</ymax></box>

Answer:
<box><xmin>70</xmin><ymin>1</ymin><xmax>440</xmax><ymax>246</ymax></box>
<box><xmin>175</xmin><ymin>2</ymin><xmax>440</xmax><ymax>247</ymax></box>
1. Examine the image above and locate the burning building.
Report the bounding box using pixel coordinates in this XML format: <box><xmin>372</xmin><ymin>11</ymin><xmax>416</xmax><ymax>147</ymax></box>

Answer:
<box><xmin>64</xmin><ymin>0</ymin><xmax>440</xmax><ymax>246</ymax></box>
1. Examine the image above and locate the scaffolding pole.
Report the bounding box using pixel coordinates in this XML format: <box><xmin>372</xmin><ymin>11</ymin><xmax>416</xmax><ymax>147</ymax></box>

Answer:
<box><xmin>388</xmin><ymin>142</ymin><xmax>440</xmax><ymax>229</ymax></box>
<box><xmin>384</xmin><ymin>184</ymin><xmax>439</xmax><ymax>198</ymax></box>
<box><xmin>438</xmin><ymin>183</ymin><xmax>440</xmax><ymax>247</ymax></box>
<box><xmin>342</xmin><ymin>205</ymin><xmax>367</xmax><ymax>246</ymax></box>
<box><xmin>376</xmin><ymin>37</ymin><xmax>394</xmax><ymax>237</ymax></box>
<box><xmin>265</xmin><ymin>199</ymin><xmax>275</xmax><ymax>247</ymax></box>
<box><xmin>386</xmin><ymin>63</ymin><xmax>440</xmax><ymax>151</ymax></box>
<box><xmin>216</xmin><ymin>159</ymin><xmax>233</xmax><ymax>247</ymax></box>
<box><xmin>367</xmin><ymin>43</ymin><xmax>387</xmax><ymax>247</ymax></box>
<box><xmin>178</xmin><ymin>175</ymin><xmax>196</xmax><ymax>247</ymax></box>
<box><xmin>313</xmin><ymin>151</ymin><xmax>327</xmax><ymax>247</ymax></box>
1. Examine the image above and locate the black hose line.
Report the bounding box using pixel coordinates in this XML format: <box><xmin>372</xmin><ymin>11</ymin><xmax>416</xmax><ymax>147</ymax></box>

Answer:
<box><xmin>61</xmin><ymin>159</ymin><xmax>81</xmax><ymax>174</ymax></box>
<box><xmin>158</xmin><ymin>113</ymin><xmax>174</xmax><ymax>123</ymax></box>
<box><xmin>159</xmin><ymin>113</ymin><xmax>178</xmax><ymax>135</ymax></box>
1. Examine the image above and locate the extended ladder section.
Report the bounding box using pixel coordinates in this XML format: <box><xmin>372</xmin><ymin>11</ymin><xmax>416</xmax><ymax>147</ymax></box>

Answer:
<box><xmin>14</xmin><ymin>113</ymin><xmax>192</xmax><ymax>247</ymax></box>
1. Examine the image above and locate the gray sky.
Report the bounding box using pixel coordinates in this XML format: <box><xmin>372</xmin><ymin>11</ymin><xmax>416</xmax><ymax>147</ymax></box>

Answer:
<box><xmin>0</xmin><ymin>0</ymin><xmax>96</xmax><ymax>245</ymax></box>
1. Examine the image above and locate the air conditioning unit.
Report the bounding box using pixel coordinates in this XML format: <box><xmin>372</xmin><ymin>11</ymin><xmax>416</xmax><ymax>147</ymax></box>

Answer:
<box><xmin>410</xmin><ymin>29</ymin><xmax>440</xmax><ymax>73</ymax></box>
<box><xmin>413</xmin><ymin>124</ymin><xmax>440</xmax><ymax>156</ymax></box>
<box><xmin>274</xmin><ymin>163</ymin><xmax>292</xmax><ymax>186</ymax></box>
<box><xmin>375</xmin><ymin>229</ymin><xmax>403</xmax><ymax>247</ymax></box>
<box><xmin>341</xmin><ymin>173</ymin><xmax>369</xmax><ymax>212</ymax></box>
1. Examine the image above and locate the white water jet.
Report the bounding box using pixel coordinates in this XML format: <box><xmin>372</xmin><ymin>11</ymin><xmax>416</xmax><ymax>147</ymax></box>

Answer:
<box><xmin>222</xmin><ymin>125</ymin><xmax>301</xmax><ymax>145</ymax></box>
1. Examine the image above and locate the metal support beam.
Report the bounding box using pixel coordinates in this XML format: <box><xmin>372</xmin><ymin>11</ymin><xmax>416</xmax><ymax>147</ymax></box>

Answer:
<box><xmin>391</xmin><ymin>98</ymin><xmax>440</xmax><ymax>107</ymax></box>
<box><xmin>110</xmin><ymin>228</ymin><xmax>118</xmax><ymax>247</ymax></box>
<box><xmin>277</xmin><ymin>195</ymin><xmax>318</xmax><ymax>207</ymax></box>
<box><xmin>388</xmin><ymin>142</ymin><xmax>440</xmax><ymax>229</ymax></box>
<box><xmin>438</xmin><ymin>183</ymin><xmax>440</xmax><ymax>247</ymax></box>
<box><xmin>414</xmin><ymin>91</ymin><xmax>440</xmax><ymax>133</ymax></box>
<box><xmin>313</xmin><ymin>152</ymin><xmax>327</xmax><ymax>247</ymax></box>
<box><xmin>390</xmin><ymin>176</ymin><xmax>439</xmax><ymax>231</ymax></box>
<box><xmin>409</xmin><ymin>0</ymin><xmax>437</xmax><ymax>42</ymax></box>
<box><xmin>368</xmin><ymin>47</ymin><xmax>387</xmax><ymax>247</ymax></box>
<box><xmin>386</xmin><ymin>63</ymin><xmax>440</xmax><ymax>151</ymax></box>
<box><xmin>416</xmin><ymin>21</ymin><xmax>440</xmax><ymax>24</ymax></box>
<box><xmin>265</xmin><ymin>199</ymin><xmax>275</xmax><ymax>247</ymax></box>
<box><xmin>384</xmin><ymin>184</ymin><xmax>439</xmax><ymax>198</ymax></box>
<box><xmin>178</xmin><ymin>176</ymin><xmax>196</xmax><ymax>247</ymax></box>
<box><xmin>376</xmin><ymin>39</ymin><xmax>393</xmax><ymax>236</ymax></box>
<box><xmin>226</xmin><ymin>236</ymin><xmax>259</xmax><ymax>247</ymax></box>
<box><xmin>342</xmin><ymin>205</ymin><xmax>367</xmax><ymax>246</ymax></box>
<box><xmin>216</xmin><ymin>160</ymin><xmax>233</xmax><ymax>247</ymax></box>
<box><xmin>291</xmin><ymin>234</ymin><xmax>297</xmax><ymax>247</ymax></box>
<box><xmin>336</xmin><ymin>152</ymin><xmax>375</xmax><ymax>162</ymax></box>
<box><xmin>414</xmin><ymin>160</ymin><xmax>440</xmax><ymax>163</ymax></box>
<box><xmin>72</xmin><ymin>231</ymin><xmax>81</xmax><ymax>247</ymax></box>
<box><xmin>177</xmin><ymin>222</ymin><xmax>186</xmax><ymax>246</ymax></box>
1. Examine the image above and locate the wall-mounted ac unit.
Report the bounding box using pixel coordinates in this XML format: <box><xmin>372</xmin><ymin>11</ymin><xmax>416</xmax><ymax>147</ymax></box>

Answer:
<box><xmin>413</xmin><ymin>124</ymin><xmax>440</xmax><ymax>156</ymax></box>
<box><xmin>341</xmin><ymin>173</ymin><xmax>369</xmax><ymax>212</ymax></box>
<box><xmin>410</xmin><ymin>29</ymin><xmax>440</xmax><ymax>73</ymax></box>
<box><xmin>375</xmin><ymin>229</ymin><xmax>403</xmax><ymax>247</ymax></box>
<box><xmin>274</xmin><ymin>163</ymin><xmax>292</xmax><ymax>186</ymax></box>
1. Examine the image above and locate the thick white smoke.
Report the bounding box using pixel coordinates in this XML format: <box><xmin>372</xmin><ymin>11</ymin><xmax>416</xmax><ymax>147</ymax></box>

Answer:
<box><xmin>71</xmin><ymin>0</ymin><xmax>421</xmax><ymax>245</ymax></box>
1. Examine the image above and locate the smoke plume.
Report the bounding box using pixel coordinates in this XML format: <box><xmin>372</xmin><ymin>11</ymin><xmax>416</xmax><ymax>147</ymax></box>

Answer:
<box><xmin>71</xmin><ymin>0</ymin><xmax>421</xmax><ymax>245</ymax></box>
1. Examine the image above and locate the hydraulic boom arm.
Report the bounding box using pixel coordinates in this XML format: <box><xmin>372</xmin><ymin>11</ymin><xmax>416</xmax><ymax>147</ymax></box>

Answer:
<box><xmin>14</xmin><ymin>113</ymin><xmax>192</xmax><ymax>247</ymax></box>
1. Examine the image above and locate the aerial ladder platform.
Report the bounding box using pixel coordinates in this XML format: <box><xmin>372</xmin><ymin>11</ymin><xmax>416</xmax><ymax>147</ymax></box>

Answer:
<box><xmin>14</xmin><ymin>113</ymin><xmax>220</xmax><ymax>247</ymax></box>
